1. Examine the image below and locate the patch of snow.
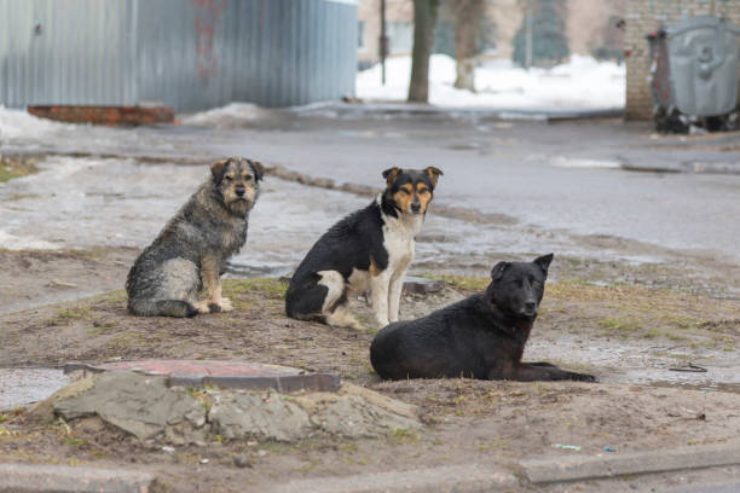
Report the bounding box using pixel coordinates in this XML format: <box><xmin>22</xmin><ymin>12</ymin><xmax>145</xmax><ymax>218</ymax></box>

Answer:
<box><xmin>180</xmin><ymin>102</ymin><xmax>278</xmax><ymax>128</ymax></box>
<box><xmin>0</xmin><ymin>106</ymin><xmax>70</xmax><ymax>141</ymax></box>
<box><xmin>356</xmin><ymin>54</ymin><xmax>625</xmax><ymax>111</ymax></box>
<box><xmin>0</xmin><ymin>231</ymin><xmax>61</xmax><ymax>250</ymax></box>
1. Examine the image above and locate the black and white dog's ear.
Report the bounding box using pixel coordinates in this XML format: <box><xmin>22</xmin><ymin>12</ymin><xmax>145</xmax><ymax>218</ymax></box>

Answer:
<box><xmin>534</xmin><ymin>253</ymin><xmax>554</xmax><ymax>274</ymax></box>
<box><xmin>490</xmin><ymin>261</ymin><xmax>510</xmax><ymax>281</ymax></box>
<box><xmin>382</xmin><ymin>166</ymin><xmax>401</xmax><ymax>186</ymax></box>
<box><xmin>210</xmin><ymin>159</ymin><xmax>229</xmax><ymax>183</ymax></box>
<box><xmin>424</xmin><ymin>166</ymin><xmax>443</xmax><ymax>187</ymax></box>
<box><xmin>249</xmin><ymin>160</ymin><xmax>265</xmax><ymax>182</ymax></box>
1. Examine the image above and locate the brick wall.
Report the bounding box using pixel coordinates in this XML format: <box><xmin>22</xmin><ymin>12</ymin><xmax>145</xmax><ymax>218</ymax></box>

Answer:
<box><xmin>625</xmin><ymin>0</ymin><xmax>740</xmax><ymax>120</ymax></box>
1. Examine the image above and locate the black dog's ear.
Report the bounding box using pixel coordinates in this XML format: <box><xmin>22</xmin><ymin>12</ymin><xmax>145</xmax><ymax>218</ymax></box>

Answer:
<box><xmin>382</xmin><ymin>166</ymin><xmax>401</xmax><ymax>186</ymax></box>
<box><xmin>210</xmin><ymin>159</ymin><xmax>229</xmax><ymax>183</ymax></box>
<box><xmin>424</xmin><ymin>166</ymin><xmax>443</xmax><ymax>187</ymax></box>
<box><xmin>534</xmin><ymin>253</ymin><xmax>554</xmax><ymax>274</ymax></box>
<box><xmin>249</xmin><ymin>160</ymin><xmax>265</xmax><ymax>182</ymax></box>
<box><xmin>490</xmin><ymin>261</ymin><xmax>510</xmax><ymax>281</ymax></box>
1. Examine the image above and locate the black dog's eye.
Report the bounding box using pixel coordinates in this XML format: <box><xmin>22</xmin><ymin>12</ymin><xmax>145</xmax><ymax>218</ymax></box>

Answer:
<box><xmin>244</xmin><ymin>174</ymin><xmax>253</xmax><ymax>181</ymax></box>
<box><xmin>224</xmin><ymin>176</ymin><xmax>234</xmax><ymax>181</ymax></box>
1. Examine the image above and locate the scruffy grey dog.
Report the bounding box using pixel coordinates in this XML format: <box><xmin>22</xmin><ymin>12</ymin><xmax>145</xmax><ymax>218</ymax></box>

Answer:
<box><xmin>126</xmin><ymin>157</ymin><xmax>264</xmax><ymax>317</ymax></box>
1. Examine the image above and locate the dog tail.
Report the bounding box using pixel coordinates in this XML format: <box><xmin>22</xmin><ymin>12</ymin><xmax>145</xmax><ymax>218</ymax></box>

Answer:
<box><xmin>128</xmin><ymin>299</ymin><xmax>198</xmax><ymax>318</ymax></box>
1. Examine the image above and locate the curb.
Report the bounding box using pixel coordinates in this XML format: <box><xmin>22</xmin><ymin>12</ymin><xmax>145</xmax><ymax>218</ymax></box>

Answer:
<box><xmin>268</xmin><ymin>463</ymin><xmax>518</xmax><ymax>493</ymax></box>
<box><xmin>520</xmin><ymin>440</ymin><xmax>740</xmax><ymax>484</ymax></box>
<box><xmin>0</xmin><ymin>463</ymin><xmax>157</xmax><ymax>493</ymax></box>
<box><xmin>304</xmin><ymin>102</ymin><xmax>625</xmax><ymax>123</ymax></box>
<box><xmin>620</xmin><ymin>161</ymin><xmax>740</xmax><ymax>175</ymax></box>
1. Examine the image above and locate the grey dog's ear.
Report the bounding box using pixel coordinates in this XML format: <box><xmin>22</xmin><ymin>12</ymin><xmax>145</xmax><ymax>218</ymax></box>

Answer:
<box><xmin>490</xmin><ymin>261</ymin><xmax>510</xmax><ymax>282</ymax></box>
<box><xmin>424</xmin><ymin>166</ymin><xmax>443</xmax><ymax>187</ymax></box>
<box><xmin>249</xmin><ymin>160</ymin><xmax>265</xmax><ymax>182</ymax></box>
<box><xmin>534</xmin><ymin>253</ymin><xmax>554</xmax><ymax>274</ymax></box>
<box><xmin>382</xmin><ymin>166</ymin><xmax>401</xmax><ymax>186</ymax></box>
<box><xmin>210</xmin><ymin>159</ymin><xmax>229</xmax><ymax>183</ymax></box>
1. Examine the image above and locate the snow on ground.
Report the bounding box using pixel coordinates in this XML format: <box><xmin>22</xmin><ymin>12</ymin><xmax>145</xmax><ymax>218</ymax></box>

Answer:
<box><xmin>0</xmin><ymin>106</ymin><xmax>71</xmax><ymax>141</ymax></box>
<box><xmin>180</xmin><ymin>102</ymin><xmax>278</xmax><ymax>128</ymax></box>
<box><xmin>356</xmin><ymin>54</ymin><xmax>625</xmax><ymax>111</ymax></box>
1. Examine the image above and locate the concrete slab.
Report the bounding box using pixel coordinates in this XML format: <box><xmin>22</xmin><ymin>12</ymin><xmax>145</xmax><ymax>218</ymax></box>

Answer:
<box><xmin>268</xmin><ymin>463</ymin><xmax>517</xmax><ymax>493</ymax></box>
<box><xmin>64</xmin><ymin>360</ymin><xmax>341</xmax><ymax>393</ymax></box>
<box><xmin>521</xmin><ymin>440</ymin><xmax>740</xmax><ymax>484</ymax></box>
<box><xmin>0</xmin><ymin>463</ymin><xmax>156</xmax><ymax>493</ymax></box>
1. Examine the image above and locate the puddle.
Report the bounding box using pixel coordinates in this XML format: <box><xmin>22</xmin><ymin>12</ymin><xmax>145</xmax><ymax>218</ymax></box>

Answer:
<box><xmin>0</xmin><ymin>368</ymin><xmax>70</xmax><ymax>411</ymax></box>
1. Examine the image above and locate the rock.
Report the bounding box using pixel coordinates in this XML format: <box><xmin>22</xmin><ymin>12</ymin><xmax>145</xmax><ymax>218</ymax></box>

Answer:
<box><xmin>234</xmin><ymin>454</ymin><xmax>252</xmax><ymax>468</ymax></box>
<box><xmin>49</xmin><ymin>371</ymin><xmax>422</xmax><ymax>446</ymax></box>
<box><xmin>339</xmin><ymin>383</ymin><xmax>419</xmax><ymax>421</ymax></box>
<box><xmin>27</xmin><ymin>375</ymin><xmax>96</xmax><ymax>422</ymax></box>
<box><xmin>209</xmin><ymin>390</ymin><xmax>312</xmax><ymax>442</ymax></box>
<box><xmin>54</xmin><ymin>372</ymin><xmax>208</xmax><ymax>444</ymax></box>
<box><xmin>403</xmin><ymin>276</ymin><xmax>445</xmax><ymax>296</ymax></box>
<box><xmin>295</xmin><ymin>386</ymin><xmax>421</xmax><ymax>438</ymax></box>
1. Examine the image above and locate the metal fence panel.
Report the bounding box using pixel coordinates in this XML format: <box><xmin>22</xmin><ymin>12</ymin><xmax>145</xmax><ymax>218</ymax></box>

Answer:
<box><xmin>0</xmin><ymin>0</ymin><xmax>137</xmax><ymax>107</ymax></box>
<box><xmin>0</xmin><ymin>0</ymin><xmax>357</xmax><ymax>111</ymax></box>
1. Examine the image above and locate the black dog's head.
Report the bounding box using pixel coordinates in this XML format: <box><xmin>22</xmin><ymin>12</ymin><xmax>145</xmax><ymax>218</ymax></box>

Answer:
<box><xmin>484</xmin><ymin>254</ymin><xmax>553</xmax><ymax>321</ymax></box>
<box><xmin>381</xmin><ymin>166</ymin><xmax>443</xmax><ymax>216</ymax></box>
<box><xmin>210</xmin><ymin>157</ymin><xmax>264</xmax><ymax>216</ymax></box>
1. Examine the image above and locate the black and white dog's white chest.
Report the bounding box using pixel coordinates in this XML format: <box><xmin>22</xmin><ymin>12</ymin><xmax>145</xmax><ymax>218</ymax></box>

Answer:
<box><xmin>347</xmin><ymin>203</ymin><xmax>422</xmax><ymax>292</ymax></box>
<box><xmin>381</xmin><ymin>211</ymin><xmax>422</xmax><ymax>273</ymax></box>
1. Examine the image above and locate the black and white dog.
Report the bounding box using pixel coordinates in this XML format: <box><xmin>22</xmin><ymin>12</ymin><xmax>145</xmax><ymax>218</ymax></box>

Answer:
<box><xmin>285</xmin><ymin>167</ymin><xmax>442</xmax><ymax>329</ymax></box>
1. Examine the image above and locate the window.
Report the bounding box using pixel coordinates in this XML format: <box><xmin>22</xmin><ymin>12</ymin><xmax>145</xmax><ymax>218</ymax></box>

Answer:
<box><xmin>387</xmin><ymin>22</ymin><xmax>413</xmax><ymax>54</ymax></box>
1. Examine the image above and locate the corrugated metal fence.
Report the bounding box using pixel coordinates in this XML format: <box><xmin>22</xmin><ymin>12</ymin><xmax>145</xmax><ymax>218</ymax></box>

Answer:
<box><xmin>0</xmin><ymin>0</ymin><xmax>357</xmax><ymax>111</ymax></box>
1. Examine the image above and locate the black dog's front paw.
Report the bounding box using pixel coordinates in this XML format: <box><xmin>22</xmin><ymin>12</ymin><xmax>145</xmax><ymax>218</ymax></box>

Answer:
<box><xmin>208</xmin><ymin>303</ymin><xmax>222</xmax><ymax>313</ymax></box>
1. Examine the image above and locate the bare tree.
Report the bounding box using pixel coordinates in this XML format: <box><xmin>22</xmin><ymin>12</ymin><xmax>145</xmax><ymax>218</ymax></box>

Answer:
<box><xmin>408</xmin><ymin>0</ymin><xmax>440</xmax><ymax>103</ymax></box>
<box><xmin>452</xmin><ymin>0</ymin><xmax>485</xmax><ymax>92</ymax></box>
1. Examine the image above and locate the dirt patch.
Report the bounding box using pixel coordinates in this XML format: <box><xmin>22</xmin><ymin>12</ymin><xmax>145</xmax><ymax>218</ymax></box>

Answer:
<box><xmin>1</xmin><ymin>277</ymin><xmax>739</xmax><ymax>491</ymax></box>
<box><xmin>0</xmin><ymin>247</ymin><xmax>137</xmax><ymax>315</ymax></box>
<box><xmin>0</xmin><ymin>276</ymin><xmax>737</xmax><ymax>375</ymax></box>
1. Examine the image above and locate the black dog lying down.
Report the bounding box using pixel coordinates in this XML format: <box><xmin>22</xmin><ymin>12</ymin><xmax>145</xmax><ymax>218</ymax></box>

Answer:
<box><xmin>370</xmin><ymin>254</ymin><xmax>596</xmax><ymax>382</ymax></box>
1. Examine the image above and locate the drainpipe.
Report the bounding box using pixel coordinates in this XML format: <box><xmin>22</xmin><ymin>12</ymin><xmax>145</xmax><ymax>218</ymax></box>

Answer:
<box><xmin>380</xmin><ymin>0</ymin><xmax>388</xmax><ymax>85</ymax></box>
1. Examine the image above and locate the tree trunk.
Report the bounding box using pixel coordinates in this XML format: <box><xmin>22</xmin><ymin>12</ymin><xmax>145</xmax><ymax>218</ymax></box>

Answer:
<box><xmin>453</xmin><ymin>0</ymin><xmax>483</xmax><ymax>91</ymax></box>
<box><xmin>408</xmin><ymin>0</ymin><xmax>440</xmax><ymax>103</ymax></box>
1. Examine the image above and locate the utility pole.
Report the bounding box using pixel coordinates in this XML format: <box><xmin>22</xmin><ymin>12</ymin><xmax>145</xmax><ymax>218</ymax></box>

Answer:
<box><xmin>525</xmin><ymin>0</ymin><xmax>533</xmax><ymax>69</ymax></box>
<box><xmin>380</xmin><ymin>0</ymin><xmax>388</xmax><ymax>85</ymax></box>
